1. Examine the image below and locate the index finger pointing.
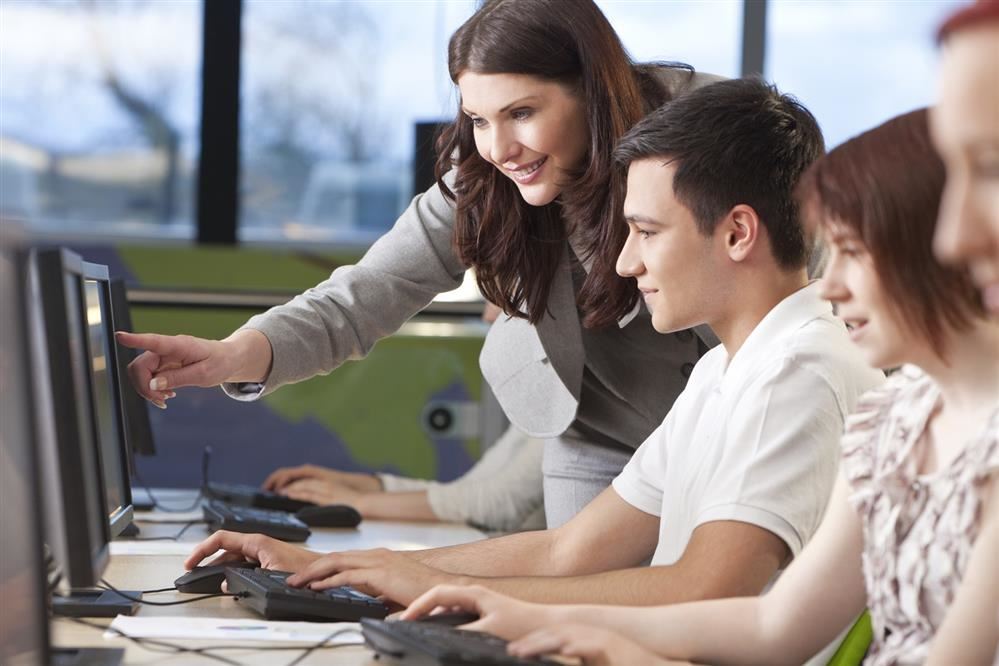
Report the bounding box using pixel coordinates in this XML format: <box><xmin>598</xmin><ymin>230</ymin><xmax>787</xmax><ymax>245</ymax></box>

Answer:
<box><xmin>116</xmin><ymin>331</ymin><xmax>182</xmax><ymax>355</ymax></box>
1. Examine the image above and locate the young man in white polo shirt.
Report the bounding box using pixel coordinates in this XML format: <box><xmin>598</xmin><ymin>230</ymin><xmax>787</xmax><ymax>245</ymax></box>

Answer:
<box><xmin>185</xmin><ymin>79</ymin><xmax>883</xmax><ymax>611</ymax></box>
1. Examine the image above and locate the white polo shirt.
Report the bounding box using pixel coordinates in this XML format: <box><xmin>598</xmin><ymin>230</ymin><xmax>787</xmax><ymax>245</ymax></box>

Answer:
<box><xmin>613</xmin><ymin>282</ymin><xmax>884</xmax><ymax>566</ymax></box>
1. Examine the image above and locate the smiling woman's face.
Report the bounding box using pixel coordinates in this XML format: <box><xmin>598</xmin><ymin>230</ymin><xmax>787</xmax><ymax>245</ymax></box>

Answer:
<box><xmin>932</xmin><ymin>23</ymin><xmax>999</xmax><ymax>313</ymax></box>
<box><xmin>457</xmin><ymin>72</ymin><xmax>589</xmax><ymax>207</ymax></box>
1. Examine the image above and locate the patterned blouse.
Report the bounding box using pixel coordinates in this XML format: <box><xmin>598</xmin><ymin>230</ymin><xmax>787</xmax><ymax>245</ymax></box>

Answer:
<box><xmin>842</xmin><ymin>366</ymin><xmax>999</xmax><ymax>666</ymax></box>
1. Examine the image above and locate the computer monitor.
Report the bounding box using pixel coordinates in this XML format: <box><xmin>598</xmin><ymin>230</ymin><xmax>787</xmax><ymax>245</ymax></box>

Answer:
<box><xmin>108</xmin><ymin>278</ymin><xmax>156</xmax><ymax>458</ymax></box>
<box><xmin>413</xmin><ymin>120</ymin><xmax>450</xmax><ymax>196</ymax></box>
<box><xmin>27</xmin><ymin>248</ymin><xmax>112</xmax><ymax>591</ymax></box>
<box><xmin>0</xmin><ymin>230</ymin><xmax>50</xmax><ymax>666</ymax></box>
<box><xmin>81</xmin><ymin>263</ymin><xmax>135</xmax><ymax>537</ymax></box>
<box><xmin>28</xmin><ymin>249</ymin><xmax>141</xmax><ymax>618</ymax></box>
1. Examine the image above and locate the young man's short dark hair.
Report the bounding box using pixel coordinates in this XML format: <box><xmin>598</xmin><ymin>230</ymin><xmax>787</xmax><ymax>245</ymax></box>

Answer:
<box><xmin>613</xmin><ymin>78</ymin><xmax>824</xmax><ymax>270</ymax></box>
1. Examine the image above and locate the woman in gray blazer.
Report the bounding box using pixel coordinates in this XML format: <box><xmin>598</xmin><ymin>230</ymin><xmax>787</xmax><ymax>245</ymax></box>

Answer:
<box><xmin>118</xmin><ymin>0</ymin><xmax>716</xmax><ymax>528</ymax></box>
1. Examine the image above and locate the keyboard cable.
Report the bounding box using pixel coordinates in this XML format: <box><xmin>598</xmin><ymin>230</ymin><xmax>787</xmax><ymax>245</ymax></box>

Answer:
<box><xmin>130</xmin><ymin>444</ymin><xmax>214</xmax><ymax>512</ymax></box>
<box><xmin>68</xmin><ymin>618</ymin><xmax>364</xmax><ymax>665</ymax></box>
<box><xmin>99</xmin><ymin>578</ymin><xmax>246</xmax><ymax>606</ymax></box>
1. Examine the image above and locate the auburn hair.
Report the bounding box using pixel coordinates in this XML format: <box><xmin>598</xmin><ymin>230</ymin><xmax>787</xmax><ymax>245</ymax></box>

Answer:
<box><xmin>797</xmin><ymin>108</ymin><xmax>984</xmax><ymax>354</ymax></box>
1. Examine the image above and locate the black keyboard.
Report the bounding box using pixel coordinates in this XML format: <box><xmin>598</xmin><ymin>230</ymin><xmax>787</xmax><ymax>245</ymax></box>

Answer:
<box><xmin>203</xmin><ymin>500</ymin><xmax>311</xmax><ymax>542</ymax></box>
<box><xmin>205</xmin><ymin>481</ymin><xmax>315</xmax><ymax>513</ymax></box>
<box><xmin>226</xmin><ymin>567</ymin><xmax>389</xmax><ymax>622</ymax></box>
<box><xmin>361</xmin><ymin>618</ymin><xmax>558</xmax><ymax>665</ymax></box>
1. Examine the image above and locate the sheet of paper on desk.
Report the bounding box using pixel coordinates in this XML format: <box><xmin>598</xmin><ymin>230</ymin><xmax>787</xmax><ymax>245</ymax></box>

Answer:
<box><xmin>107</xmin><ymin>616</ymin><xmax>363</xmax><ymax>644</ymax></box>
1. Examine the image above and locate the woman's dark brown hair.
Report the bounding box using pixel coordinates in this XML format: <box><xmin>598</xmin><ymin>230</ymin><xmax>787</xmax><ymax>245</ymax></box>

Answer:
<box><xmin>434</xmin><ymin>0</ymin><xmax>685</xmax><ymax>327</ymax></box>
<box><xmin>797</xmin><ymin>108</ymin><xmax>984</xmax><ymax>353</ymax></box>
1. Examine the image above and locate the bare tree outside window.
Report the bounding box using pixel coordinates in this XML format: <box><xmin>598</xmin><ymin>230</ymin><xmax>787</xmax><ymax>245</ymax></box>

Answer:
<box><xmin>0</xmin><ymin>0</ymin><xmax>201</xmax><ymax>237</ymax></box>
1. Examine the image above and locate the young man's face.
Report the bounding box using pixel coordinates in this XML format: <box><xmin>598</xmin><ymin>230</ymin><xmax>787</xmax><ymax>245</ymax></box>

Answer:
<box><xmin>617</xmin><ymin>159</ymin><xmax>719</xmax><ymax>334</ymax></box>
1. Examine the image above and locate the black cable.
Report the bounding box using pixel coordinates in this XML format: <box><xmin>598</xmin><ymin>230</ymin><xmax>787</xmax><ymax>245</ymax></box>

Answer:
<box><xmin>130</xmin><ymin>445</ymin><xmax>212</xmax><ymax>512</ymax></box>
<box><xmin>97</xmin><ymin>583</ymin><xmax>177</xmax><ymax>594</ymax></box>
<box><xmin>70</xmin><ymin>618</ymin><xmax>242</xmax><ymax>665</ymax></box>
<box><xmin>100</xmin><ymin>578</ymin><xmax>241</xmax><ymax>606</ymax></box>
<box><xmin>285</xmin><ymin>627</ymin><xmax>363</xmax><ymax>666</ymax></box>
<box><xmin>69</xmin><ymin>617</ymin><xmax>364</xmax><ymax>664</ymax></box>
<box><xmin>133</xmin><ymin>468</ymin><xmax>204</xmax><ymax>512</ymax></box>
<box><xmin>129</xmin><ymin>519</ymin><xmax>203</xmax><ymax>541</ymax></box>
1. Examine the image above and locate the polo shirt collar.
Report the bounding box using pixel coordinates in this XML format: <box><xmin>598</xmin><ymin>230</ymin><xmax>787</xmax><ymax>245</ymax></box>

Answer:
<box><xmin>720</xmin><ymin>281</ymin><xmax>832</xmax><ymax>389</ymax></box>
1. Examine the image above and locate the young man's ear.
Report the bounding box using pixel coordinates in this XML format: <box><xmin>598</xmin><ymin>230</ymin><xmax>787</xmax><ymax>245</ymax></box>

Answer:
<box><xmin>722</xmin><ymin>204</ymin><xmax>761</xmax><ymax>263</ymax></box>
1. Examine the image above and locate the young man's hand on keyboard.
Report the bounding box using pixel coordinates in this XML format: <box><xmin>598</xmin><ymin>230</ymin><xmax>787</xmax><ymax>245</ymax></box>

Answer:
<box><xmin>402</xmin><ymin>584</ymin><xmax>553</xmax><ymax>641</ymax></box>
<box><xmin>184</xmin><ymin>530</ymin><xmax>320</xmax><ymax>572</ymax></box>
<box><xmin>508</xmin><ymin>623</ymin><xmax>685</xmax><ymax>666</ymax></box>
<box><xmin>285</xmin><ymin>548</ymin><xmax>454</xmax><ymax>606</ymax></box>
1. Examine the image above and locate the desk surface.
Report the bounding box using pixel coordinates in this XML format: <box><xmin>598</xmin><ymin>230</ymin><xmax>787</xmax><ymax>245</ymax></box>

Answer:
<box><xmin>53</xmin><ymin>497</ymin><xmax>485</xmax><ymax>664</ymax></box>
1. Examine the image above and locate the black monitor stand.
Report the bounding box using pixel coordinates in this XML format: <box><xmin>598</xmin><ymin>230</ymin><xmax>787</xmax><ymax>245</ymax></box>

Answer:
<box><xmin>52</xmin><ymin>588</ymin><xmax>142</xmax><ymax>618</ymax></box>
<box><xmin>118</xmin><ymin>522</ymin><xmax>140</xmax><ymax>537</ymax></box>
<box><xmin>52</xmin><ymin>647</ymin><xmax>125</xmax><ymax>665</ymax></box>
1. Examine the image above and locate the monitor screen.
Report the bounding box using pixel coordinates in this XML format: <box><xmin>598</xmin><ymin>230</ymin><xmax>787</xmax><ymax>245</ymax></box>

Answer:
<box><xmin>109</xmin><ymin>278</ymin><xmax>156</xmax><ymax>458</ymax></box>
<box><xmin>28</xmin><ymin>248</ymin><xmax>110</xmax><ymax>590</ymax></box>
<box><xmin>0</xmin><ymin>232</ymin><xmax>50</xmax><ymax>666</ymax></box>
<box><xmin>81</xmin><ymin>263</ymin><xmax>134</xmax><ymax>538</ymax></box>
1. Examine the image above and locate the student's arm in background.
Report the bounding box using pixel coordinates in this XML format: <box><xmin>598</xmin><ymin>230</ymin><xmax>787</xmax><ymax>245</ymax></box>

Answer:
<box><xmin>263</xmin><ymin>427</ymin><xmax>544</xmax><ymax>529</ymax></box>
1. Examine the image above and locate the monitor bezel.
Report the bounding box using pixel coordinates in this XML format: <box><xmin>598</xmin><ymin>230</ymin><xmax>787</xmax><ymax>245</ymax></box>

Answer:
<box><xmin>108</xmin><ymin>278</ymin><xmax>157</xmax><ymax>458</ymax></box>
<box><xmin>81</xmin><ymin>262</ymin><xmax>135</xmax><ymax>538</ymax></box>
<box><xmin>28</xmin><ymin>248</ymin><xmax>111</xmax><ymax>590</ymax></box>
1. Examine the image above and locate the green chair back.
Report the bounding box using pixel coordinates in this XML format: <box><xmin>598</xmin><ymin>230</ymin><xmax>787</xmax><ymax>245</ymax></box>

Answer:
<box><xmin>826</xmin><ymin>611</ymin><xmax>873</xmax><ymax>666</ymax></box>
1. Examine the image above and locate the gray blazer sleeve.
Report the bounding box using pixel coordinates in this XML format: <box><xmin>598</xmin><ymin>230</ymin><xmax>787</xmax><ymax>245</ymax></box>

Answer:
<box><xmin>230</xmin><ymin>177</ymin><xmax>467</xmax><ymax>395</ymax></box>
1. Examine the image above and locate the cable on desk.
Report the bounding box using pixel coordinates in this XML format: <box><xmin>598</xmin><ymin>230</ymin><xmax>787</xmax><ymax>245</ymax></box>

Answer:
<box><xmin>128</xmin><ymin>519</ymin><xmax>203</xmax><ymax>541</ymax></box>
<box><xmin>284</xmin><ymin>627</ymin><xmax>364</xmax><ymax>666</ymax></box>
<box><xmin>130</xmin><ymin>444</ymin><xmax>212</xmax><ymax>512</ymax></box>
<box><xmin>96</xmin><ymin>583</ymin><xmax>177</xmax><ymax>594</ymax></box>
<box><xmin>69</xmin><ymin>618</ymin><xmax>242</xmax><ymax>665</ymax></box>
<box><xmin>132</xmin><ymin>470</ymin><xmax>204</xmax><ymax>512</ymax></box>
<box><xmin>99</xmin><ymin>578</ymin><xmax>243</xmax><ymax>606</ymax></box>
<box><xmin>69</xmin><ymin>617</ymin><xmax>364</xmax><ymax>664</ymax></box>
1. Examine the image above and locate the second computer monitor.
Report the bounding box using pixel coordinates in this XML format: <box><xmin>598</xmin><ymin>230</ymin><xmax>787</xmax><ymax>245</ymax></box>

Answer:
<box><xmin>81</xmin><ymin>262</ymin><xmax>135</xmax><ymax>537</ymax></box>
<box><xmin>109</xmin><ymin>278</ymin><xmax>156</xmax><ymax>458</ymax></box>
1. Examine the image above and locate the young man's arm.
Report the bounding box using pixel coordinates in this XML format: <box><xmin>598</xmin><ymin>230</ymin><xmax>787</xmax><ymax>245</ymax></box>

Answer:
<box><xmin>409</xmin><ymin>473</ymin><xmax>868</xmax><ymax>666</ymax></box>
<box><xmin>285</xmin><ymin>489</ymin><xmax>785</xmax><ymax>607</ymax></box>
<box><xmin>461</xmin><ymin>517</ymin><xmax>788</xmax><ymax>604</ymax></box>
<box><xmin>280</xmin><ymin>488</ymin><xmax>661</xmax><ymax>604</ymax></box>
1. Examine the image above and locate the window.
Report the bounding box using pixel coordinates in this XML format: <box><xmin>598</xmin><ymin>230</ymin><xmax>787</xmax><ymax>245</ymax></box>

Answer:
<box><xmin>238</xmin><ymin>0</ymin><xmax>478</xmax><ymax>244</ymax></box>
<box><xmin>766</xmin><ymin>0</ymin><xmax>957</xmax><ymax>148</ymax></box>
<box><xmin>0</xmin><ymin>1</ymin><xmax>202</xmax><ymax>239</ymax></box>
<box><xmin>599</xmin><ymin>0</ymin><xmax>742</xmax><ymax>78</ymax></box>
<box><xmin>238</xmin><ymin>0</ymin><xmax>741</xmax><ymax>244</ymax></box>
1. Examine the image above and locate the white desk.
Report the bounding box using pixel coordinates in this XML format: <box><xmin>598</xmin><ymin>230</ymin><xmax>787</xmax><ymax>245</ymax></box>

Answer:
<box><xmin>52</xmin><ymin>493</ymin><xmax>485</xmax><ymax>664</ymax></box>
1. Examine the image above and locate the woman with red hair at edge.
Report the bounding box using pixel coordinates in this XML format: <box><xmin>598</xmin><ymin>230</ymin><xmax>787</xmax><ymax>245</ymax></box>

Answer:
<box><xmin>929</xmin><ymin>1</ymin><xmax>999</xmax><ymax>662</ymax></box>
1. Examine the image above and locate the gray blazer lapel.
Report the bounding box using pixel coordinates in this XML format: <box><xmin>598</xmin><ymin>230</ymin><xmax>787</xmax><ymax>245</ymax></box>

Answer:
<box><xmin>534</xmin><ymin>243</ymin><xmax>583</xmax><ymax>402</ymax></box>
<box><xmin>479</xmin><ymin>244</ymin><xmax>583</xmax><ymax>438</ymax></box>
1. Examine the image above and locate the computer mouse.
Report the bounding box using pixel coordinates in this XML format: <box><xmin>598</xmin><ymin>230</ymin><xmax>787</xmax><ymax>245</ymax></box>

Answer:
<box><xmin>174</xmin><ymin>560</ymin><xmax>257</xmax><ymax>594</ymax></box>
<box><xmin>415</xmin><ymin>611</ymin><xmax>481</xmax><ymax>627</ymax></box>
<box><xmin>295</xmin><ymin>504</ymin><xmax>362</xmax><ymax>528</ymax></box>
